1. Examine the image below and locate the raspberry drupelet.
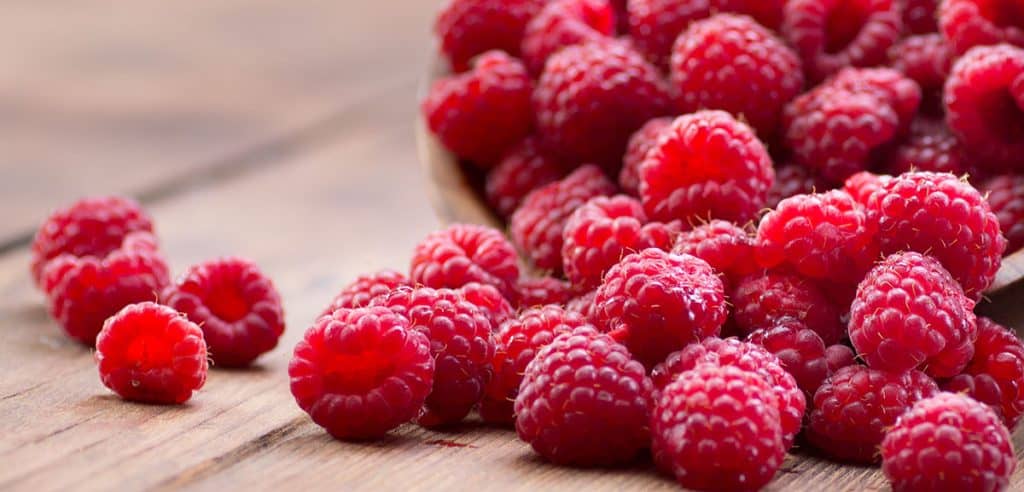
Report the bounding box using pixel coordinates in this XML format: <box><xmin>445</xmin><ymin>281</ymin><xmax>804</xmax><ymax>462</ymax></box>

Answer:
<box><xmin>322</xmin><ymin>269</ymin><xmax>410</xmax><ymax>315</ymax></box>
<box><xmin>288</xmin><ymin>306</ymin><xmax>434</xmax><ymax>439</ymax></box>
<box><xmin>731</xmin><ymin>270</ymin><xmax>845</xmax><ymax>345</ymax></box>
<box><xmin>748</xmin><ymin>319</ymin><xmax>833</xmax><ymax>398</ymax></box>
<box><xmin>671</xmin><ymin>220</ymin><xmax>757</xmax><ymax>288</ymax></box>
<box><xmin>95</xmin><ymin>302</ymin><xmax>207</xmax><ymax>404</ymax></box>
<box><xmin>983</xmin><ymin>174</ymin><xmax>1024</xmax><ymax>254</ymax></box>
<box><xmin>943</xmin><ymin>317</ymin><xmax>1024</xmax><ymax>429</ymax></box>
<box><xmin>410</xmin><ymin>223</ymin><xmax>520</xmax><ymax>301</ymax></box>
<box><xmin>939</xmin><ymin>0</ymin><xmax>1024</xmax><ymax>54</ymax></box>
<box><xmin>619</xmin><ymin>117</ymin><xmax>673</xmax><ymax>196</ymax></box>
<box><xmin>515</xmin><ymin>276</ymin><xmax>573</xmax><ymax>308</ymax></box>
<box><xmin>485</xmin><ymin>137</ymin><xmax>567</xmax><ymax>219</ymax></box>
<box><xmin>521</xmin><ymin>0</ymin><xmax>616</xmax><ymax>75</ymax></box>
<box><xmin>434</xmin><ymin>0</ymin><xmax>547</xmax><ymax>72</ymax></box>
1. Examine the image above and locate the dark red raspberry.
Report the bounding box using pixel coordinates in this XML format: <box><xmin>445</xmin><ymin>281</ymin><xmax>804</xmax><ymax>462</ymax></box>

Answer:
<box><xmin>95</xmin><ymin>302</ymin><xmax>207</xmax><ymax>404</ymax></box>
<box><xmin>410</xmin><ymin>223</ymin><xmax>520</xmax><ymax>300</ymax></box>
<box><xmin>899</xmin><ymin>0</ymin><xmax>939</xmax><ymax>33</ymax></box>
<box><xmin>748</xmin><ymin>320</ymin><xmax>832</xmax><ymax>397</ymax></box>
<box><xmin>732</xmin><ymin>270</ymin><xmax>845</xmax><ymax>345</ymax></box>
<box><xmin>766</xmin><ymin>163</ymin><xmax>830</xmax><ymax>209</ymax></box>
<box><xmin>611</xmin><ymin>0</ymin><xmax>629</xmax><ymax>32</ymax></box>
<box><xmin>883</xmin><ymin>120</ymin><xmax>966</xmax><ymax>175</ymax></box>
<box><xmin>566</xmin><ymin>289</ymin><xmax>597</xmax><ymax>316</ymax></box>
<box><xmin>515</xmin><ymin>327</ymin><xmax>653</xmax><ymax>465</ymax></box>
<box><xmin>481</xmin><ymin>305</ymin><xmax>592</xmax><ymax>425</ymax></box>
<box><xmin>485</xmin><ymin>137</ymin><xmax>567</xmax><ymax>218</ymax></box>
<box><xmin>46</xmin><ymin>232</ymin><xmax>170</xmax><ymax>346</ymax></box>
<box><xmin>806</xmin><ymin>365</ymin><xmax>939</xmax><ymax>463</ymax></box>
<box><xmin>943</xmin><ymin>317</ymin><xmax>1024</xmax><ymax>429</ymax></box>
<box><xmin>782</xmin><ymin>0</ymin><xmax>902</xmax><ymax>81</ymax></box>
<box><xmin>534</xmin><ymin>40</ymin><xmax>672</xmax><ymax>170</ymax></box>
<box><xmin>944</xmin><ymin>44</ymin><xmax>1024</xmax><ymax>172</ymax></box>
<box><xmin>619</xmin><ymin>117</ymin><xmax>672</xmax><ymax>196</ymax></box>
<box><xmin>458</xmin><ymin>281</ymin><xmax>515</xmax><ymax>327</ymax></box>
<box><xmin>826</xmin><ymin>344</ymin><xmax>857</xmax><ymax>372</ymax></box>
<box><xmin>651</xmin><ymin>364</ymin><xmax>785</xmax><ymax>491</ymax></box>
<box><xmin>562</xmin><ymin>195</ymin><xmax>678</xmax><ymax>291</ymax></box>
<box><xmin>827</xmin><ymin>67</ymin><xmax>923</xmax><ymax>133</ymax></box>
<box><xmin>434</xmin><ymin>0</ymin><xmax>547</xmax><ymax>72</ymax></box>
<box><xmin>940</xmin><ymin>0</ymin><xmax>1024</xmax><ymax>54</ymax></box>
<box><xmin>322</xmin><ymin>269</ymin><xmax>410</xmax><ymax>315</ymax></box>
<box><xmin>31</xmin><ymin>195</ymin><xmax>154</xmax><ymax>286</ymax></box>
<box><xmin>289</xmin><ymin>306</ymin><xmax>434</xmax><ymax>439</ymax></box>
<box><xmin>521</xmin><ymin>0</ymin><xmax>616</xmax><ymax>75</ymax></box>
<box><xmin>671</xmin><ymin>14</ymin><xmax>804</xmax><ymax>140</ymax></box>
<box><xmin>671</xmin><ymin>220</ymin><xmax>757</xmax><ymax>287</ymax></box>
<box><xmin>850</xmin><ymin>252</ymin><xmax>978</xmax><ymax>378</ymax></box>
<box><xmin>713</xmin><ymin>0</ymin><xmax>787</xmax><ymax>30</ymax></box>
<box><xmin>889</xmin><ymin>34</ymin><xmax>953</xmax><ymax>116</ymax></box>
<box><xmin>983</xmin><ymin>174</ymin><xmax>1024</xmax><ymax>254</ymax></box>
<box><xmin>592</xmin><ymin>249</ymin><xmax>726</xmax><ymax>368</ymax></box>
<box><xmin>881</xmin><ymin>392</ymin><xmax>1016</xmax><ymax>492</ymax></box>
<box><xmin>515</xmin><ymin>276</ymin><xmax>573</xmax><ymax>307</ymax></box>
<box><xmin>510</xmin><ymin>165</ymin><xmax>616</xmax><ymax>273</ymax></box>
<box><xmin>421</xmin><ymin>51</ymin><xmax>533</xmax><ymax>167</ymax></box>
<box><xmin>865</xmin><ymin>171</ymin><xmax>1006</xmax><ymax>299</ymax></box>
<box><xmin>844</xmin><ymin>170</ymin><xmax>892</xmax><ymax>205</ymax></box>
<box><xmin>627</xmin><ymin>0</ymin><xmax>712</xmax><ymax>69</ymax></box>
<box><xmin>640</xmin><ymin>110</ymin><xmax>775</xmax><ymax>224</ymax></box>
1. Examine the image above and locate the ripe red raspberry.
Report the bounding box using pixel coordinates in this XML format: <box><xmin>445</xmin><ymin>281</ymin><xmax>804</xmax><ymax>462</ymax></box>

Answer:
<box><xmin>434</xmin><ymin>0</ymin><xmax>546</xmax><ymax>72</ymax></box>
<box><xmin>943</xmin><ymin>317</ymin><xmax>1024</xmax><ymax>429</ymax></box>
<box><xmin>561</xmin><ymin>195</ymin><xmax>679</xmax><ymax>291</ymax></box>
<box><xmin>485</xmin><ymin>137</ymin><xmax>567</xmax><ymax>218</ymax></box>
<box><xmin>651</xmin><ymin>338</ymin><xmax>806</xmax><ymax>448</ymax></box>
<box><xmin>521</xmin><ymin>0</ymin><xmax>616</xmax><ymax>75</ymax></box>
<box><xmin>826</xmin><ymin>343</ymin><xmax>857</xmax><ymax>371</ymax></box>
<box><xmin>766</xmin><ymin>163</ymin><xmax>829</xmax><ymax>209</ymax></box>
<box><xmin>322</xmin><ymin>269</ymin><xmax>410</xmax><ymax>315</ymax></box>
<box><xmin>732</xmin><ymin>271</ymin><xmax>846</xmax><ymax>345</ymax></box>
<box><xmin>671</xmin><ymin>14</ymin><xmax>805</xmax><ymax>140</ymax></box>
<box><xmin>850</xmin><ymin>252</ymin><xmax>978</xmax><ymax>378</ymax></box>
<box><xmin>671</xmin><ymin>220</ymin><xmax>757</xmax><ymax>287</ymax></box>
<box><xmin>844</xmin><ymin>170</ymin><xmax>892</xmax><ymax>205</ymax></box>
<box><xmin>640</xmin><ymin>110</ymin><xmax>775</xmax><ymax>224</ymax></box>
<box><xmin>534</xmin><ymin>41</ymin><xmax>672</xmax><ymax>170</ymax></box>
<box><xmin>806</xmin><ymin>365</ymin><xmax>939</xmax><ymax>463</ymax></box>
<box><xmin>31</xmin><ymin>195</ymin><xmax>154</xmax><ymax>286</ymax></box>
<box><xmin>95</xmin><ymin>302</ymin><xmax>207</xmax><ymax>404</ymax></box>
<box><xmin>865</xmin><ymin>171</ymin><xmax>1006</xmax><ymax>299</ymax></box>
<box><xmin>782</xmin><ymin>0</ymin><xmax>902</xmax><ymax>81</ymax></box>
<box><xmin>619</xmin><ymin>117</ymin><xmax>672</xmax><ymax>196</ymax></box>
<box><xmin>510</xmin><ymin>165</ymin><xmax>616</xmax><ymax>273</ymax></box>
<box><xmin>713</xmin><ymin>0</ymin><xmax>787</xmax><ymax>30</ymax></box>
<box><xmin>288</xmin><ymin>306</ymin><xmax>434</xmax><ymax>439</ymax></box>
<box><xmin>827</xmin><ymin>67</ymin><xmax>923</xmax><ymax>132</ymax></box>
<box><xmin>899</xmin><ymin>0</ymin><xmax>939</xmax><ymax>33</ymax></box>
<box><xmin>940</xmin><ymin>0</ymin><xmax>1024</xmax><ymax>54</ymax></box>
<box><xmin>410</xmin><ymin>223</ymin><xmax>520</xmax><ymax>300</ymax></box>
<box><xmin>566</xmin><ymin>289</ymin><xmax>597</xmax><ymax>316</ymax></box>
<box><xmin>944</xmin><ymin>44</ymin><xmax>1024</xmax><ymax>172</ymax></box>
<box><xmin>651</xmin><ymin>364</ymin><xmax>785</xmax><ymax>491</ymax></box>
<box><xmin>46</xmin><ymin>232</ymin><xmax>170</xmax><ymax>346</ymax></box>
<box><xmin>515</xmin><ymin>276</ymin><xmax>573</xmax><ymax>307</ymax></box>
<box><xmin>881</xmin><ymin>392</ymin><xmax>1016</xmax><ymax>492</ymax></box>
<box><xmin>627</xmin><ymin>0</ymin><xmax>712</xmax><ymax>69</ymax></box>
<box><xmin>421</xmin><ymin>51</ymin><xmax>533</xmax><ymax>167</ymax></box>
<box><xmin>458</xmin><ymin>281</ymin><xmax>515</xmax><ymax>327</ymax></box>
<box><xmin>983</xmin><ymin>174</ymin><xmax>1024</xmax><ymax>254</ymax></box>
<box><xmin>374</xmin><ymin>287</ymin><xmax>495</xmax><ymax>427</ymax></box>
<box><xmin>748</xmin><ymin>320</ymin><xmax>832</xmax><ymax>397</ymax></box>
<box><xmin>883</xmin><ymin>120</ymin><xmax>966</xmax><ymax>175</ymax></box>
<box><xmin>481</xmin><ymin>305</ymin><xmax>592</xmax><ymax>425</ymax></box>
<box><xmin>515</xmin><ymin>327</ymin><xmax>653</xmax><ymax>465</ymax></box>
<box><xmin>889</xmin><ymin>34</ymin><xmax>953</xmax><ymax>116</ymax></box>
<box><xmin>592</xmin><ymin>249</ymin><xmax>726</xmax><ymax>368</ymax></box>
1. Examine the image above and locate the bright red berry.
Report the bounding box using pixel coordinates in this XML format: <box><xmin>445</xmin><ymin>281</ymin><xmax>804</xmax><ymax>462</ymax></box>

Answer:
<box><xmin>783</xmin><ymin>0</ymin><xmax>902</xmax><ymax>81</ymax></box>
<box><xmin>889</xmin><ymin>34</ymin><xmax>953</xmax><ymax>116</ymax></box>
<box><xmin>627</xmin><ymin>0</ymin><xmax>712</xmax><ymax>69</ymax></box>
<box><xmin>939</xmin><ymin>0</ymin><xmax>1024</xmax><ymax>54</ymax></box>
<box><xmin>485</xmin><ymin>137</ymin><xmax>567</xmax><ymax>218</ymax></box>
<box><xmin>410</xmin><ymin>223</ymin><xmax>520</xmax><ymax>301</ymax></box>
<box><xmin>515</xmin><ymin>276</ymin><xmax>573</xmax><ymax>308</ymax></box>
<box><xmin>620</xmin><ymin>117</ymin><xmax>673</xmax><ymax>196</ymax></box>
<box><xmin>672</xmin><ymin>220</ymin><xmax>757</xmax><ymax>287</ymax></box>
<box><xmin>827</xmin><ymin>67</ymin><xmax>923</xmax><ymax>132</ymax></box>
<box><xmin>434</xmin><ymin>0</ymin><xmax>547</xmax><ymax>72</ymax></box>
<box><xmin>732</xmin><ymin>270</ymin><xmax>846</xmax><ymax>345</ymax></box>
<box><xmin>983</xmin><ymin>174</ymin><xmax>1024</xmax><ymax>254</ymax></box>
<box><xmin>899</xmin><ymin>0</ymin><xmax>939</xmax><ymax>33</ymax></box>
<box><xmin>458</xmin><ymin>281</ymin><xmax>515</xmax><ymax>327</ymax></box>
<box><xmin>521</xmin><ymin>0</ymin><xmax>616</xmax><ymax>75</ymax></box>
<box><xmin>766</xmin><ymin>164</ymin><xmax>830</xmax><ymax>209</ymax></box>
<box><xmin>844</xmin><ymin>170</ymin><xmax>891</xmax><ymax>205</ymax></box>
<box><xmin>322</xmin><ymin>269</ymin><xmax>410</xmax><ymax>315</ymax></box>
<box><xmin>566</xmin><ymin>289</ymin><xmax>597</xmax><ymax>317</ymax></box>
<box><xmin>943</xmin><ymin>317</ymin><xmax>1024</xmax><ymax>429</ymax></box>
<box><xmin>748</xmin><ymin>320</ymin><xmax>832</xmax><ymax>398</ymax></box>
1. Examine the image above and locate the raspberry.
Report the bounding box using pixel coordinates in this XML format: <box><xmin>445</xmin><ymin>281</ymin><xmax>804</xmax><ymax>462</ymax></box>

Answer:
<box><xmin>713</xmin><ymin>0</ymin><xmax>787</xmax><ymax>30</ymax></box>
<box><xmin>481</xmin><ymin>305</ymin><xmax>592</xmax><ymax>425</ymax></box>
<box><xmin>943</xmin><ymin>317</ymin><xmax>1024</xmax><ymax>429</ymax></box>
<box><xmin>983</xmin><ymin>174</ymin><xmax>1024</xmax><ymax>254</ymax></box>
<box><xmin>515</xmin><ymin>327</ymin><xmax>653</xmax><ymax>465</ymax></box>
<box><xmin>844</xmin><ymin>170</ymin><xmax>892</xmax><ymax>205</ymax></box>
<box><xmin>515</xmin><ymin>276</ymin><xmax>573</xmax><ymax>307</ymax></box>
<box><xmin>766</xmin><ymin>163</ymin><xmax>830</xmax><ymax>209</ymax></box>
<box><xmin>627</xmin><ymin>0</ymin><xmax>712</xmax><ymax>69</ymax></box>
<box><xmin>485</xmin><ymin>137</ymin><xmax>567</xmax><ymax>218</ymax></box>
<box><xmin>31</xmin><ymin>195</ymin><xmax>154</xmax><ymax>286</ymax></box>
<box><xmin>434</xmin><ymin>0</ymin><xmax>546</xmax><ymax>72</ymax></box>
<box><xmin>650</xmin><ymin>338</ymin><xmax>806</xmax><ymax>448</ymax></box>
<box><xmin>827</xmin><ymin>67</ymin><xmax>923</xmax><ymax>132</ymax></box>
<box><xmin>46</xmin><ymin>232</ymin><xmax>170</xmax><ymax>345</ymax></box>
<box><xmin>782</xmin><ymin>0</ymin><xmax>902</xmax><ymax>81</ymax></box>
<box><xmin>881</xmin><ymin>392</ymin><xmax>1016</xmax><ymax>492</ymax></box>
<box><xmin>592</xmin><ymin>249</ymin><xmax>726</xmax><ymax>368</ymax></box>
<box><xmin>288</xmin><ymin>306</ymin><xmax>434</xmax><ymax>439</ymax></box>
<box><xmin>374</xmin><ymin>287</ymin><xmax>495</xmax><ymax>427</ymax></box>
<box><xmin>521</xmin><ymin>0</ymin><xmax>616</xmax><ymax>75</ymax></box>
<box><xmin>458</xmin><ymin>281</ymin><xmax>515</xmax><ymax>327</ymax></box>
<box><xmin>939</xmin><ymin>0</ymin><xmax>1024</xmax><ymax>54</ymax></box>
<box><xmin>899</xmin><ymin>0</ymin><xmax>939</xmax><ymax>33</ymax></box>
<box><xmin>670</xmin><ymin>14</ymin><xmax>805</xmax><ymax>140</ymax></box>
<box><xmin>510</xmin><ymin>165</ymin><xmax>616</xmax><ymax>273</ymax></box>
<box><xmin>671</xmin><ymin>220</ymin><xmax>757</xmax><ymax>287</ymax></box>
<box><xmin>850</xmin><ymin>252</ymin><xmax>978</xmax><ymax>378</ymax></box>
<box><xmin>410</xmin><ymin>223</ymin><xmax>520</xmax><ymax>301</ymax></box>
<box><xmin>322</xmin><ymin>269</ymin><xmax>410</xmax><ymax>315</ymax></box>
<box><xmin>651</xmin><ymin>364</ymin><xmax>785</xmax><ymax>491</ymax></box>
<box><xmin>566</xmin><ymin>289</ymin><xmax>597</xmax><ymax>316</ymax></box>
<box><xmin>865</xmin><ymin>171</ymin><xmax>1006</xmax><ymax>299</ymax></box>
<box><xmin>883</xmin><ymin>120</ymin><xmax>966</xmax><ymax>175</ymax></box>
<box><xmin>640</xmin><ymin>110</ymin><xmax>775</xmax><ymax>224</ymax></box>
<box><xmin>534</xmin><ymin>40</ymin><xmax>672</xmax><ymax>170</ymax></box>
<box><xmin>748</xmin><ymin>320</ymin><xmax>832</xmax><ymax>397</ymax></box>
<box><xmin>95</xmin><ymin>302</ymin><xmax>207</xmax><ymax>404</ymax></box>
<box><xmin>889</xmin><ymin>34</ymin><xmax>953</xmax><ymax>116</ymax></box>
<box><xmin>619</xmin><ymin>117</ymin><xmax>672</xmax><ymax>196</ymax></box>
<box><xmin>806</xmin><ymin>365</ymin><xmax>939</xmax><ymax>463</ymax></box>
<box><xmin>421</xmin><ymin>51</ymin><xmax>533</xmax><ymax>167</ymax></box>
<box><xmin>944</xmin><ymin>44</ymin><xmax>1024</xmax><ymax>172</ymax></box>
<box><xmin>561</xmin><ymin>195</ymin><xmax>679</xmax><ymax>291</ymax></box>
<box><xmin>732</xmin><ymin>270</ymin><xmax>846</xmax><ymax>345</ymax></box>
<box><xmin>826</xmin><ymin>344</ymin><xmax>857</xmax><ymax>372</ymax></box>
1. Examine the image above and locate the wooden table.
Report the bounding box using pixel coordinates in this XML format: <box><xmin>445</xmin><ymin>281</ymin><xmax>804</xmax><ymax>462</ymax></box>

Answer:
<box><xmin>2</xmin><ymin>2</ymin><xmax>1023</xmax><ymax>490</ymax></box>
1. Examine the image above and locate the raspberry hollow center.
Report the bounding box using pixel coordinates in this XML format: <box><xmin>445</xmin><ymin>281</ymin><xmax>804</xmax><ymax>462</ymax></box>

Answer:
<box><xmin>825</xmin><ymin>0</ymin><xmax>869</xmax><ymax>54</ymax></box>
<box><xmin>322</xmin><ymin>352</ymin><xmax>396</xmax><ymax>394</ymax></box>
<box><xmin>206</xmin><ymin>285</ymin><xmax>250</xmax><ymax>322</ymax></box>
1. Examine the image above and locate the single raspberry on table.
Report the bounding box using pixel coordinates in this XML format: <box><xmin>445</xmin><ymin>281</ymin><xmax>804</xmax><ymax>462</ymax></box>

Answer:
<box><xmin>939</xmin><ymin>0</ymin><xmax>1024</xmax><ymax>54</ymax></box>
<box><xmin>889</xmin><ymin>34</ymin><xmax>953</xmax><ymax>116</ymax></box>
<box><xmin>943</xmin><ymin>317</ymin><xmax>1024</xmax><ymax>429</ymax></box>
<box><xmin>627</xmin><ymin>0</ymin><xmax>712</xmax><ymax>69</ymax></box>
<box><xmin>731</xmin><ymin>270</ymin><xmax>846</xmax><ymax>345</ymax></box>
<box><xmin>619</xmin><ymin>117</ymin><xmax>672</xmax><ymax>196</ymax></box>
<box><xmin>983</xmin><ymin>174</ymin><xmax>1024</xmax><ymax>254</ymax></box>
<box><xmin>434</xmin><ymin>0</ymin><xmax>547</xmax><ymax>72</ymax></box>
<box><xmin>843</xmin><ymin>170</ymin><xmax>891</xmax><ymax>205</ymax></box>
<box><xmin>322</xmin><ymin>269</ymin><xmax>410</xmax><ymax>315</ymax></box>
<box><xmin>510</xmin><ymin>165</ymin><xmax>616</xmax><ymax>273</ymax></box>
<box><xmin>521</xmin><ymin>0</ymin><xmax>616</xmax><ymax>75</ymax></box>
<box><xmin>515</xmin><ymin>276</ymin><xmax>573</xmax><ymax>308</ymax></box>
<box><xmin>883</xmin><ymin>120</ymin><xmax>966</xmax><ymax>175</ymax></box>
<box><xmin>95</xmin><ymin>302</ymin><xmax>207</xmax><ymax>404</ymax></box>
<box><xmin>651</xmin><ymin>364</ymin><xmax>785</xmax><ymax>491</ymax></box>
<box><xmin>748</xmin><ymin>319</ymin><xmax>832</xmax><ymax>398</ymax></box>
<box><xmin>767</xmin><ymin>164</ymin><xmax>830</xmax><ymax>209</ymax></box>
<box><xmin>458</xmin><ymin>281</ymin><xmax>515</xmax><ymax>327</ymax></box>
<box><xmin>289</xmin><ymin>306</ymin><xmax>434</xmax><ymax>439</ymax></box>
<box><xmin>881</xmin><ymin>392</ymin><xmax>1016</xmax><ymax>492</ymax></box>
<box><xmin>515</xmin><ymin>327</ymin><xmax>653</xmax><ymax>466</ymax></box>
<box><xmin>806</xmin><ymin>365</ymin><xmax>939</xmax><ymax>463</ymax></box>
<box><xmin>592</xmin><ymin>249</ymin><xmax>727</xmax><ymax>368</ymax></box>
<box><xmin>899</xmin><ymin>0</ymin><xmax>939</xmax><ymax>33</ymax></box>
<box><xmin>485</xmin><ymin>137</ymin><xmax>567</xmax><ymax>219</ymax></box>
<box><xmin>671</xmin><ymin>220</ymin><xmax>757</xmax><ymax>288</ymax></box>
<box><xmin>410</xmin><ymin>223</ymin><xmax>520</xmax><ymax>301</ymax></box>
<box><xmin>640</xmin><ymin>110</ymin><xmax>775</xmax><ymax>225</ymax></box>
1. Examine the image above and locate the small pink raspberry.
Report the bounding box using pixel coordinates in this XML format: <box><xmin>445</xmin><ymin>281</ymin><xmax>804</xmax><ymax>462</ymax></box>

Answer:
<box><xmin>671</xmin><ymin>220</ymin><xmax>757</xmax><ymax>288</ymax></box>
<box><xmin>619</xmin><ymin>117</ymin><xmax>673</xmax><ymax>196</ymax></box>
<box><xmin>515</xmin><ymin>276</ymin><xmax>573</xmax><ymax>308</ymax></box>
<box><xmin>983</xmin><ymin>174</ymin><xmax>1024</xmax><ymax>254</ymax></box>
<box><xmin>485</xmin><ymin>137</ymin><xmax>568</xmax><ymax>219</ymax></box>
<box><xmin>322</xmin><ymin>269</ymin><xmax>410</xmax><ymax>315</ymax></box>
<box><xmin>732</xmin><ymin>270</ymin><xmax>846</xmax><ymax>345</ymax></box>
<box><xmin>410</xmin><ymin>223</ymin><xmax>520</xmax><ymax>301</ymax></box>
<box><xmin>939</xmin><ymin>0</ymin><xmax>1024</xmax><ymax>54</ymax></box>
<box><xmin>458</xmin><ymin>282</ymin><xmax>515</xmax><ymax>327</ymax></box>
<box><xmin>783</xmin><ymin>0</ymin><xmax>902</xmax><ymax>81</ymax></box>
<box><xmin>434</xmin><ymin>0</ymin><xmax>547</xmax><ymax>72</ymax></box>
<box><xmin>521</xmin><ymin>0</ymin><xmax>616</xmax><ymax>75</ymax></box>
<box><xmin>943</xmin><ymin>317</ymin><xmax>1024</xmax><ymax>429</ymax></box>
<box><xmin>748</xmin><ymin>320</ymin><xmax>832</xmax><ymax>398</ymax></box>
